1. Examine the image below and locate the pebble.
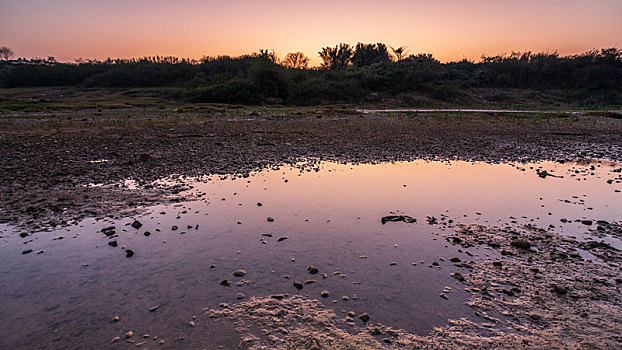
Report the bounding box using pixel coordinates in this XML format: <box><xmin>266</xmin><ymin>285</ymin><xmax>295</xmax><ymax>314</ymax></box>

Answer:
<box><xmin>440</xmin><ymin>293</ymin><xmax>449</xmax><ymax>299</ymax></box>
<box><xmin>188</xmin><ymin>321</ymin><xmax>195</xmax><ymax>327</ymax></box>
<box><xmin>125</xmin><ymin>249</ymin><xmax>134</xmax><ymax>258</ymax></box>
<box><xmin>149</xmin><ymin>306</ymin><xmax>159</xmax><ymax>312</ymax></box>
<box><xmin>233</xmin><ymin>270</ymin><xmax>246</xmax><ymax>277</ymax></box>
<box><xmin>236</xmin><ymin>293</ymin><xmax>245</xmax><ymax>299</ymax></box>
<box><xmin>293</xmin><ymin>281</ymin><xmax>304</xmax><ymax>290</ymax></box>
<box><xmin>112</xmin><ymin>316</ymin><xmax>120</xmax><ymax>322</ymax></box>
<box><xmin>22</xmin><ymin>249</ymin><xmax>33</xmax><ymax>254</ymax></box>
<box><xmin>320</xmin><ymin>290</ymin><xmax>329</xmax><ymax>298</ymax></box>
<box><xmin>131</xmin><ymin>220</ymin><xmax>142</xmax><ymax>229</ymax></box>
<box><xmin>451</xmin><ymin>272</ymin><xmax>466</xmax><ymax>282</ymax></box>
<box><xmin>307</xmin><ymin>265</ymin><xmax>319</xmax><ymax>274</ymax></box>
<box><xmin>267</xmin><ymin>217</ymin><xmax>274</xmax><ymax>222</ymax></box>
<box><xmin>449</xmin><ymin>257</ymin><xmax>461</xmax><ymax>262</ymax></box>
<box><xmin>277</xmin><ymin>236</ymin><xmax>288</xmax><ymax>242</ymax></box>
<box><xmin>111</xmin><ymin>336</ymin><xmax>120</xmax><ymax>343</ymax></box>
<box><xmin>359</xmin><ymin>312</ymin><xmax>370</xmax><ymax>322</ymax></box>
<box><xmin>125</xmin><ymin>331</ymin><xmax>133</xmax><ymax>338</ymax></box>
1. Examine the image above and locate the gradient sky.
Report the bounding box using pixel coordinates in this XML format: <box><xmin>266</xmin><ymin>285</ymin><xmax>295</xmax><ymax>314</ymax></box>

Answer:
<box><xmin>1</xmin><ymin>0</ymin><xmax>620</xmax><ymax>65</ymax></box>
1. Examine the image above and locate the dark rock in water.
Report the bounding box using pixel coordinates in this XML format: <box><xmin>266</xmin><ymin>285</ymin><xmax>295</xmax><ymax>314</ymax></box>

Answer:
<box><xmin>267</xmin><ymin>217</ymin><xmax>274</xmax><ymax>222</ymax></box>
<box><xmin>451</xmin><ymin>272</ymin><xmax>465</xmax><ymax>282</ymax></box>
<box><xmin>359</xmin><ymin>312</ymin><xmax>370</xmax><ymax>322</ymax></box>
<box><xmin>108</xmin><ymin>240</ymin><xmax>118</xmax><ymax>247</ymax></box>
<box><xmin>381</xmin><ymin>215</ymin><xmax>416</xmax><ymax>224</ymax></box>
<box><xmin>22</xmin><ymin>249</ymin><xmax>33</xmax><ymax>254</ymax></box>
<box><xmin>320</xmin><ymin>290</ymin><xmax>329</xmax><ymax>298</ymax></box>
<box><xmin>220</xmin><ymin>280</ymin><xmax>231</xmax><ymax>287</ymax></box>
<box><xmin>101</xmin><ymin>226</ymin><xmax>116</xmax><ymax>236</ymax></box>
<box><xmin>277</xmin><ymin>236</ymin><xmax>288</xmax><ymax>242</ymax></box>
<box><xmin>125</xmin><ymin>249</ymin><xmax>134</xmax><ymax>258</ymax></box>
<box><xmin>307</xmin><ymin>265</ymin><xmax>319</xmax><ymax>274</ymax></box>
<box><xmin>581</xmin><ymin>220</ymin><xmax>593</xmax><ymax>225</ymax></box>
<box><xmin>233</xmin><ymin>270</ymin><xmax>246</xmax><ymax>277</ymax></box>
<box><xmin>293</xmin><ymin>281</ymin><xmax>304</xmax><ymax>290</ymax></box>
<box><xmin>449</xmin><ymin>257</ymin><xmax>461</xmax><ymax>262</ymax></box>
<box><xmin>131</xmin><ymin>220</ymin><xmax>142</xmax><ymax>229</ymax></box>
<box><xmin>143</xmin><ymin>231</ymin><xmax>151</xmax><ymax>237</ymax></box>
<box><xmin>510</xmin><ymin>239</ymin><xmax>531</xmax><ymax>250</ymax></box>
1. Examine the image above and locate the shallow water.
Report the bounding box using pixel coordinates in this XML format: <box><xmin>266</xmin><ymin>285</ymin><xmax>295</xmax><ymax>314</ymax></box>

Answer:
<box><xmin>0</xmin><ymin>159</ymin><xmax>620</xmax><ymax>348</ymax></box>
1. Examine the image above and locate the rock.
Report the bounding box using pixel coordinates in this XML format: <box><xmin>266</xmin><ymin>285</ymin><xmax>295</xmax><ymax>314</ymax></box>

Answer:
<box><xmin>101</xmin><ymin>226</ymin><xmax>116</xmax><ymax>236</ymax></box>
<box><xmin>131</xmin><ymin>220</ymin><xmax>142</xmax><ymax>229</ymax></box>
<box><xmin>143</xmin><ymin>231</ymin><xmax>151</xmax><ymax>237</ymax></box>
<box><xmin>359</xmin><ymin>312</ymin><xmax>370</xmax><ymax>322</ymax></box>
<box><xmin>125</xmin><ymin>331</ymin><xmax>133</xmax><ymax>338</ymax></box>
<box><xmin>293</xmin><ymin>281</ymin><xmax>304</xmax><ymax>290</ymax></box>
<box><xmin>22</xmin><ymin>249</ymin><xmax>33</xmax><ymax>254</ymax></box>
<box><xmin>236</xmin><ymin>293</ymin><xmax>245</xmax><ymax>300</ymax></box>
<box><xmin>257</xmin><ymin>202</ymin><xmax>263</xmax><ymax>206</ymax></box>
<box><xmin>149</xmin><ymin>306</ymin><xmax>159</xmax><ymax>312</ymax></box>
<box><xmin>220</xmin><ymin>280</ymin><xmax>231</xmax><ymax>287</ymax></box>
<box><xmin>267</xmin><ymin>217</ymin><xmax>274</xmax><ymax>222</ymax></box>
<box><xmin>125</xmin><ymin>249</ymin><xmax>134</xmax><ymax>258</ymax></box>
<box><xmin>320</xmin><ymin>290</ymin><xmax>329</xmax><ymax>298</ymax></box>
<box><xmin>304</xmin><ymin>280</ymin><xmax>316</xmax><ymax>284</ymax></box>
<box><xmin>307</xmin><ymin>265</ymin><xmax>319</xmax><ymax>274</ymax></box>
<box><xmin>510</xmin><ymin>239</ymin><xmax>531</xmax><ymax>249</ymax></box>
<box><xmin>370</xmin><ymin>327</ymin><xmax>382</xmax><ymax>335</ymax></box>
<box><xmin>552</xmin><ymin>284</ymin><xmax>568</xmax><ymax>295</ymax></box>
<box><xmin>188</xmin><ymin>321</ymin><xmax>195</xmax><ymax>327</ymax></box>
<box><xmin>348</xmin><ymin>311</ymin><xmax>356</xmax><ymax>317</ymax></box>
<box><xmin>108</xmin><ymin>240</ymin><xmax>118</xmax><ymax>247</ymax></box>
<box><xmin>451</xmin><ymin>272</ymin><xmax>465</xmax><ymax>282</ymax></box>
<box><xmin>440</xmin><ymin>293</ymin><xmax>448</xmax><ymax>299</ymax></box>
<box><xmin>449</xmin><ymin>257</ymin><xmax>461</xmax><ymax>262</ymax></box>
<box><xmin>262</xmin><ymin>233</ymin><xmax>272</xmax><ymax>237</ymax></box>
<box><xmin>111</xmin><ymin>336</ymin><xmax>120</xmax><ymax>343</ymax></box>
<box><xmin>277</xmin><ymin>236</ymin><xmax>288</xmax><ymax>242</ymax></box>
<box><xmin>381</xmin><ymin>215</ymin><xmax>416</xmax><ymax>224</ymax></box>
<box><xmin>171</xmin><ymin>225</ymin><xmax>178</xmax><ymax>231</ymax></box>
<box><xmin>271</xmin><ymin>294</ymin><xmax>285</xmax><ymax>300</ymax></box>
<box><xmin>581</xmin><ymin>220</ymin><xmax>593</xmax><ymax>225</ymax></box>
<box><xmin>342</xmin><ymin>296</ymin><xmax>349</xmax><ymax>301</ymax></box>
<box><xmin>233</xmin><ymin>270</ymin><xmax>246</xmax><ymax>277</ymax></box>
<box><xmin>112</xmin><ymin>315</ymin><xmax>120</xmax><ymax>322</ymax></box>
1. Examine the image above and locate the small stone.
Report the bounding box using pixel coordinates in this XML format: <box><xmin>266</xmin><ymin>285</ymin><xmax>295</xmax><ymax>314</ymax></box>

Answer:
<box><xmin>22</xmin><ymin>249</ymin><xmax>33</xmax><ymax>254</ymax></box>
<box><xmin>581</xmin><ymin>220</ymin><xmax>593</xmax><ymax>225</ymax></box>
<box><xmin>389</xmin><ymin>262</ymin><xmax>397</xmax><ymax>266</ymax></box>
<box><xmin>125</xmin><ymin>249</ymin><xmax>134</xmax><ymax>258</ymax></box>
<box><xmin>131</xmin><ymin>220</ymin><xmax>142</xmax><ymax>229</ymax></box>
<box><xmin>451</xmin><ymin>272</ymin><xmax>466</xmax><ymax>282</ymax></box>
<box><xmin>440</xmin><ymin>293</ymin><xmax>449</xmax><ymax>299</ymax></box>
<box><xmin>370</xmin><ymin>327</ymin><xmax>382</xmax><ymax>335</ymax></box>
<box><xmin>220</xmin><ymin>280</ymin><xmax>231</xmax><ymax>287</ymax></box>
<box><xmin>233</xmin><ymin>270</ymin><xmax>246</xmax><ymax>277</ymax></box>
<box><xmin>271</xmin><ymin>294</ymin><xmax>285</xmax><ymax>300</ymax></box>
<box><xmin>293</xmin><ymin>281</ymin><xmax>304</xmax><ymax>290</ymax></box>
<box><xmin>307</xmin><ymin>265</ymin><xmax>319</xmax><ymax>274</ymax></box>
<box><xmin>112</xmin><ymin>316</ymin><xmax>120</xmax><ymax>322</ymax></box>
<box><xmin>236</xmin><ymin>293</ymin><xmax>245</xmax><ymax>299</ymax></box>
<box><xmin>149</xmin><ymin>306</ymin><xmax>159</xmax><ymax>312</ymax></box>
<box><xmin>108</xmin><ymin>240</ymin><xmax>118</xmax><ymax>247</ymax></box>
<box><xmin>492</xmin><ymin>261</ymin><xmax>503</xmax><ymax>267</ymax></box>
<box><xmin>552</xmin><ymin>284</ymin><xmax>568</xmax><ymax>295</ymax></box>
<box><xmin>320</xmin><ymin>290</ymin><xmax>329</xmax><ymax>298</ymax></box>
<box><xmin>348</xmin><ymin>311</ymin><xmax>356</xmax><ymax>317</ymax></box>
<box><xmin>510</xmin><ymin>239</ymin><xmax>531</xmax><ymax>249</ymax></box>
<box><xmin>267</xmin><ymin>217</ymin><xmax>274</xmax><ymax>222</ymax></box>
<box><xmin>277</xmin><ymin>236</ymin><xmax>288</xmax><ymax>242</ymax></box>
<box><xmin>143</xmin><ymin>231</ymin><xmax>151</xmax><ymax>237</ymax></box>
<box><xmin>257</xmin><ymin>202</ymin><xmax>263</xmax><ymax>206</ymax></box>
<box><xmin>359</xmin><ymin>312</ymin><xmax>370</xmax><ymax>322</ymax></box>
<box><xmin>125</xmin><ymin>331</ymin><xmax>133</xmax><ymax>338</ymax></box>
<box><xmin>111</xmin><ymin>336</ymin><xmax>120</xmax><ymax>343</ymax></box>
<box><xmin>171</xmin><ymin>225</ymin><xmax>178</xmax><ymax>231</ymax></box>
<box><xmin>342</xmin><ymin>296</ymin><xmax>349</xmax><ymax>301</ymax></box>
<box><xmin>304</xmin><ymin>280</ymin><xmax>316</xmax><ymax>284</ymax></box>
<box><xmin>449</xmin><ymin>257</ymin><xmax>461</xmax><ymax>262</ymax></box>
<box><xmin>188</xmin><ymin>321</ymin><xmax>195</xmax><ymax>327</ymax></box>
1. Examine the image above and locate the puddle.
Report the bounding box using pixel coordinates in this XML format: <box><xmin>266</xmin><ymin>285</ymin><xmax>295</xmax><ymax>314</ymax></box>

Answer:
<box><xmin>0</xmin><ymin>159</ymin><xmax>621</xmax><ymax>348</ymax></box>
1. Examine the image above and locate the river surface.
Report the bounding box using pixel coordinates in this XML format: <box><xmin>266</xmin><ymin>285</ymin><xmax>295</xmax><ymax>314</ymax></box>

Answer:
<box><xmin>0</xmin><ymin>159</ymin><xmax>620</xmax><ymax>349</ymax></box>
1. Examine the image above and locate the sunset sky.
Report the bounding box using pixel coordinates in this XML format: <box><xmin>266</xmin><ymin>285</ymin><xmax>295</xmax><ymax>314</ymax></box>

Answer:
<box><xmin>1</xmin><ymin>0</ymin><xmax>620</xmax><ymax>65</ymax></box>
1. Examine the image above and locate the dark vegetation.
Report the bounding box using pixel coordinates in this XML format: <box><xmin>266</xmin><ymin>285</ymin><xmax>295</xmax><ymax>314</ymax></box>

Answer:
<box><xmin>0</xmin><ymin>44</ymin><xmax>620</xmax><ymax>107</ymax></box>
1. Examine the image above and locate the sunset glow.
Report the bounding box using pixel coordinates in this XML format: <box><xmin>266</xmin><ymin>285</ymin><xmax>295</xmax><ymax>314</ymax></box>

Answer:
<box><xmin>1</xmin><ymin>0</ymin><xmax>621</xmax><ymax>64</ymax></box>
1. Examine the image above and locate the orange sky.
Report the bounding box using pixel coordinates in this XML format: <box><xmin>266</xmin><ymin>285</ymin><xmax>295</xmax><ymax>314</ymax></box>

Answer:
<box><xmin>0</xmin><ymin>0</ymin><xmax>620</xmax><ymax>65</ymax></box>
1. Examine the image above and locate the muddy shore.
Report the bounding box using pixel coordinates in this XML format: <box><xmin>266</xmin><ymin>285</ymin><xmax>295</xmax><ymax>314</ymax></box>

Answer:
<box><xmin>1</xmin><ymin>103</ymin><xmax>622</xmax><ymax>231</ymax></box>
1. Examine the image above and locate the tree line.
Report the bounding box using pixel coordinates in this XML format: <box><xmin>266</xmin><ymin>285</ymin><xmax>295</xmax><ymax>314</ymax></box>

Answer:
<box><xmin>0</xmin><ymin>44</ymin><xmax>620</xmax><ymax>106</ymax></box>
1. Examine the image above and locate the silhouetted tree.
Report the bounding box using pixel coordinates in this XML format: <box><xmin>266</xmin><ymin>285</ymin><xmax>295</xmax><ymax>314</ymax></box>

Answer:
<box><xmin>319</xmin><ymin>43</ymin><xmax>353</xmax><ymax>70</ymax></box>
<box><xmin>391</xmin><ymin>46</ymin><xmax>408</xmax><ymax>62</ymax></box>
<box><xmin>0</xmin><ymin>47</ymin><xmax>14</xmax><ymax>60</ymax></box>
<box><xmin>256</xmin><ymin>49</ymin><xmax>278</xmax><ymax>63</ymax></box>
<box><xmin>282</xmin><ymin>52</ymin><xmax>310</xmax><ymax>69</ymax></box>
<box><xmin>351</xmin><ymin>43</ymin><xmax>391</xmax><ymax>67</ymax></box>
